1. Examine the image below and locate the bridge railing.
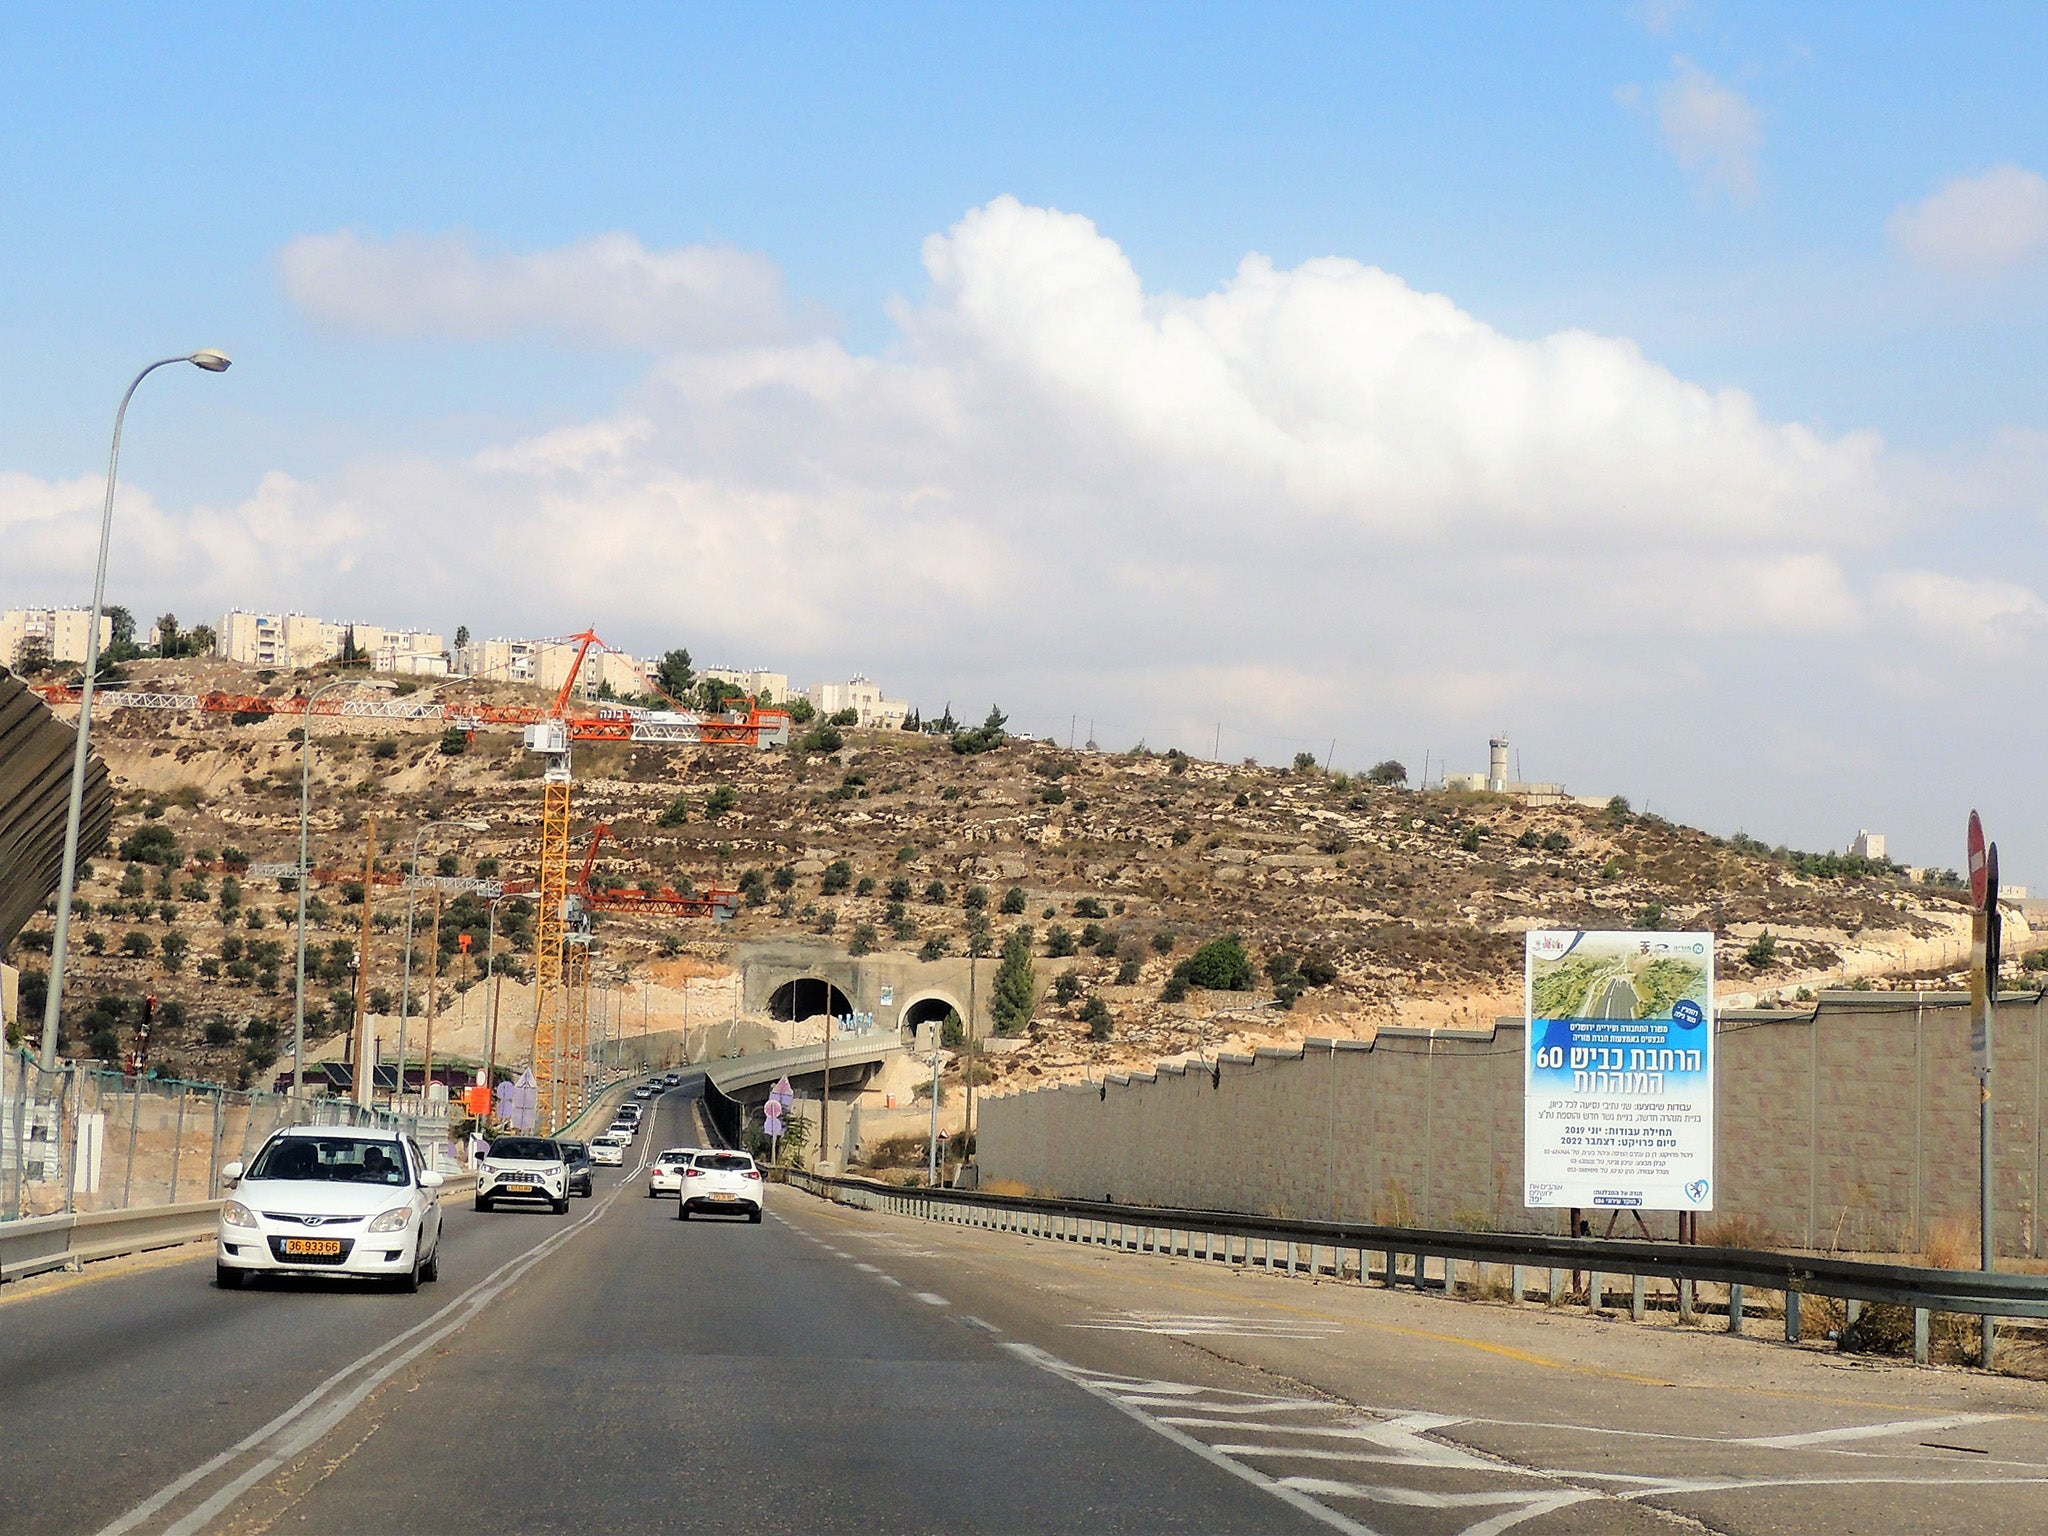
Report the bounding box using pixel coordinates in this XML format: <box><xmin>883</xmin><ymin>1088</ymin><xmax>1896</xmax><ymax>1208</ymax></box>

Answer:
<box><xmin>787</xmin><ymin>1169</ymin><xmax>2048</xmax><ymax>1368</ymax></box>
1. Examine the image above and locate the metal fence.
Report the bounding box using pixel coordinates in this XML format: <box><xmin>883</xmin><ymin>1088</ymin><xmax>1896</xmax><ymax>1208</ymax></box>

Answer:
<box><xmin>0</xmin><ymin>1049</ymin><xmax>430</xmax><ymax>1222</ymax></box>
<box><xmin>788</xmin><ymin>1169</ymin><xmax>2048</xmax><ymax>1369</ymax></box>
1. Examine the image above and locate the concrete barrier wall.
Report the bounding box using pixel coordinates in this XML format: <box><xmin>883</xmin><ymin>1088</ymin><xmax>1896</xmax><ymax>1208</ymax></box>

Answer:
<box><xmin>978</xmin><ymin>992</ymin><xmax>2048</xmax><ymax>1258</ymax></box>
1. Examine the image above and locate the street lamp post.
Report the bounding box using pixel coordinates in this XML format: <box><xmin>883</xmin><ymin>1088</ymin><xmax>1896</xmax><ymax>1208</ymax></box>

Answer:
<box><xmin>481</xmin><ymin>891</ymin><xmax>514</xmax><ymax>1125</ymax></box>
<box><xmin>291</xmin><ymin>676</ymin><xmax>392</xmax><ymax>1102</ymax></box>
<box><xmin>40</xmin><ymin>351</ymin><xmax>230</xmax><ymax>1069</ymax></box>
<box><xmin>395</xmin><ymin>819</ymin><xmax>487</xmax><ymax>1108</ymax></box>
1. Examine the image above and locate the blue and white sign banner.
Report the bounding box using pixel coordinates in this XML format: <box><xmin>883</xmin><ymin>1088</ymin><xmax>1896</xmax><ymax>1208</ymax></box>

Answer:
<box><xmin>1524</xmin><ymin>930</ymin><xmax>1715</xmax><ymax>1212</ymax></box>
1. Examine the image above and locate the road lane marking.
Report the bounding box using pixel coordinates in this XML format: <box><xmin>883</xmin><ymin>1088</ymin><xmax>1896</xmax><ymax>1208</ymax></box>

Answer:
<box><xmin>96</xmin><ymin>1127</ymin><xmax>659</xmax><ymax>1536</ymax></box>
<box><xmin>914</xmin><ymin>1291</ymin><xmax>950</xmax><ymax>1306</ymax></box>
<box><xmin>854</xmin><ymin>1262</ymin><xmax>883</xmax><ymax>1273</ymax></box>
<box><xmin>1735</xmin><ymin>1413</ymin><xmax>2005</xmax><ymax>1449</ymax></box>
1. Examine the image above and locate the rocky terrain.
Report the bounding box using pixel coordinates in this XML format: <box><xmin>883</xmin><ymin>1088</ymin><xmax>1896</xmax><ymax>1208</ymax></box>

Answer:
<box><xmin>2</xmin><ymin>657</ymin><xmax>2022</xmax><ymax>1097</ymax></box>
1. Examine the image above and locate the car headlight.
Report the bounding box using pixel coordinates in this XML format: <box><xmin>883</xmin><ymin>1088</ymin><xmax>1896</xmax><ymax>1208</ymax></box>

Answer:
<box><xmin>221</xmin><ymin>1200</ymin><xmax>257</xmax><ymax>1228</ymax></box>
<box><xmin>367</xmin><ymin>1206</ymin><xmax>413</xmax><ymax>1234</ymax></box>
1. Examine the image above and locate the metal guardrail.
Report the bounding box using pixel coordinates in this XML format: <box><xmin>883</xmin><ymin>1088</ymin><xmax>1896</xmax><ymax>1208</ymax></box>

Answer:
<box><xmin>0</xmin><ymin>1175</ymin><xmax>478</xmax><ymax>1285</ymax></box>
<box><xmin>788</xmin><ymin>1170</ymin><xmax>2048</xmax><ymax>1367</ymax></box>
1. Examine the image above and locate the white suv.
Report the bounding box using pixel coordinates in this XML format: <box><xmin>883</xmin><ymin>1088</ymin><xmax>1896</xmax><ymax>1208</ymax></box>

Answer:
<box><xmin>676</xmin><ymin>1150</ymin><xmax>764</xmax><ymax>1222</ymax></box>
<box><xmin>476</xmin><ymin>1136</ymin><xmax>570</xmax><ymax>1214</ymax></box>
<box><xmin>647</xmin><ymin>1147</ymin><xmax>698</xmax><ymax>1198</ymax></box>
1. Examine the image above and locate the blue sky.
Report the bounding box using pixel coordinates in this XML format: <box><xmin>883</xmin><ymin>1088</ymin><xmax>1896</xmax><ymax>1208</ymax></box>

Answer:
<box><xmin>3</xmin><ymin>3</ymin><xmax>2047</xmax><ymax>880</ymax></box>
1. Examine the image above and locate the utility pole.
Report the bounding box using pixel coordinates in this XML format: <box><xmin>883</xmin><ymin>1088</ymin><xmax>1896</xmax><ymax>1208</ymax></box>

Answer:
<box><xmin>1213</xmin><ymin>723</ymin><xmax>1220</xmax><ymax>762</ymax></box>
<box><xmin>351</xmin><ymin>816</ymin><xmax>376</xmax><ymax>1108</ymax></box>
<box><xmin>421</xmin><ymin>885</ymin><xmax>443</xmax><ymax>1110</ymax></box>
<box><xmin>821</xmin><ymin>992</ymin><xmax>833</xmax><ymax>1172</ymax></box>
<box><xmin>966</xmin><ymin>951</ymin><xmax>979</xmax><ymax>1166</ymax></box>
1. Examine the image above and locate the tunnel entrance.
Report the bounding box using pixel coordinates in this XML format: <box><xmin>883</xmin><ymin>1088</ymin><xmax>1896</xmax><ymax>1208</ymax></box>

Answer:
<box><xmin>902</xmin><ymin>996</ymin><xmax>961</xmax><ymax>1034</ymax></box>
<box><xmin>768</xmin><ymin>978</ymin><xmax>854</xmax><ymax>1022</ymax></box>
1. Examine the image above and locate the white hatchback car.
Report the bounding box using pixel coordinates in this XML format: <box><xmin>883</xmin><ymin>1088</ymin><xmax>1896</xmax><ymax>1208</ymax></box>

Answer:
<box><xmin>589</xmin><ymin>1134</ymin><xmax>628</xmax><ymax>1166</ymax></box>
<box><xmin>676</xmin><ymin>1150</ymin><xmax>764</xmax><ymax>1222</ymax></box>
<box><xmin>217</xmin><ymin>1127</ymin><xmax>445</xmax><ymax>1292</ymax></box>
<box><xmin>647</xmin><ymin>1146</ymin><xmax>699</xmax><ymax>1197</ymax></box>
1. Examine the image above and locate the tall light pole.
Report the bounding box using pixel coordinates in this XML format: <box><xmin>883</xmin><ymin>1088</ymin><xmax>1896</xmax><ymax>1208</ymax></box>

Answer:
<box><xmin>290</xmin><ymin>676</ymin><xmax>393</xmax><ymax>1101</ymax></box>
<box><xmin>481</xmin><ymin>891</ymin><xmax>515</xmax><ymax>1123</ymax></box>
<box><xmin>39</xmin><ymin>352</ymin><xmax>231</xmax><ymax>1069</ymax></box>
<box><xmin>395</xmin><ymin>818</ymin><xmax>487</xmax><ymax>1105</ymax></box>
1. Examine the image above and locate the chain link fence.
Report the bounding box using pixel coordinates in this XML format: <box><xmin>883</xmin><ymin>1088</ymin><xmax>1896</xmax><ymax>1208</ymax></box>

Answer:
<box><xmin>0</xmin><ymin>1049</ymin><xmax>431</xmax><ymax>1221</ymax></box>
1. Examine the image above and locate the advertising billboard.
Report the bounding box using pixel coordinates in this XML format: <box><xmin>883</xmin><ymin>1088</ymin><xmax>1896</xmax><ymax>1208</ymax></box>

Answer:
<box><xmin>1524</xmin><ymin>930</ymin><xmax>1715</xmax><ymax>1212</ymax></box>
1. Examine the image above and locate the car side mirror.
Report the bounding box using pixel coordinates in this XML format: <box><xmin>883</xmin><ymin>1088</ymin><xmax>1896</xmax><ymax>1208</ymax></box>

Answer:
<box><xmin>221</xmin><ymin>1162</ymin><xmax>244</xmax><ymax>1185</ymax></box>
<box><xmin>419</xmin><ymin>1170</ymin><xmax>445</xmax><ymax>1189</ymax></box>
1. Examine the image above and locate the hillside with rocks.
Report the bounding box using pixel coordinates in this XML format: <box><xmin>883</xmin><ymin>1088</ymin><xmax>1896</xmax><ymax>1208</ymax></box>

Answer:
<box><xmin>2</xmin><ymin>657</ymin><xmax>2017</xmax><ymax>1096</ymax></box>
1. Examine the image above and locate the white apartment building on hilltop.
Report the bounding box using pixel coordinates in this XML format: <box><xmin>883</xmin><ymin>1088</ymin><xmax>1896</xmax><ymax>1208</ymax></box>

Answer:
<box><xmin>701</xmin><ymin>666</ymin><xmax>790</xmax><ymax>704</ymax></box>
<box><xmin>809</xmin><ymin>675</ymin><xmax>910</xmax><ymax>730</ymax></box>
<box><xmin>0</xmin><ymin>607</ymin><xmax>112</xmax><ymax>669</ymax></box>
<box><xmin>215</xmin><ymin>610</ymin><xmax>446</xmax><ymax>673</ymax></box>
<box><xmin>456</xmin><ymin>637</ymin><xmax>641</xmax><ymax>701</ymax></box>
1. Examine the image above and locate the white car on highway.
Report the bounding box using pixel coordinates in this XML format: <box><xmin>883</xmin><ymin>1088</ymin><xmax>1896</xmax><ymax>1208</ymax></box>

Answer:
<box><xmin>606</xmin><ymin>1119</ymin><xmax>637</xmax><ymax>1144</ymax></box>
<box><xmin>475</xmin><ymin>1136</ymin><xmax>571</xmax><ymax>1213</ymax></box>
<box><xmin>589</xmin><ymin>1134</ymin><xmax>628</xmax><ymax>1166</ymax></box>
<box><xmin>216</xmin><ymin>1127</ymin><xmax>445</xmax><ymax>1292</ymax></box>
<box><xmin>647</xmin><ymin>1147</ymin><xmax>699</xmax><ymax>1198</ymax></box>
<box><xmin>676</xmin><ymin>1150</ymin><xmax>765</xmax><ymax>1222</ymax></box>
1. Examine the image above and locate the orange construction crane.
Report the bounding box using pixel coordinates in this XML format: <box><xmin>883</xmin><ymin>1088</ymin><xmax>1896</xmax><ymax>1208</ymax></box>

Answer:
<box><xmin>574</xmin><ymin>822</ymin><xmax>740</xmax><ymax>918</ymax></box>
<box><xmin>527</xmin><ymin>630</ymin><xmax>606</xmax><ymax>1131</ymax></box>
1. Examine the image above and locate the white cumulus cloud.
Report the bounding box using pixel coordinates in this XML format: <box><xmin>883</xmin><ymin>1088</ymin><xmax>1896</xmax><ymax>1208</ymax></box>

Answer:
<box><xmin>1888</xmin><ymin>165</ymin><xmax>2048</xmax><ymax>271</ymax></box>
<box><xmin>1651</xmin><ymin>58</ymin><xmax>1763</xmax><ymax>199</ymax></box>
<box><xmin>280</xmin><ymin>229</ymin><xmax>803</xmax><ymax>348</ymax></box>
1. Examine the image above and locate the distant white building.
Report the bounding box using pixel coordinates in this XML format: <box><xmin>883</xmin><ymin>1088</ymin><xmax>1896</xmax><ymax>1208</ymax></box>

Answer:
<box><xmin>0</xmin><ymin>606</ymin><xmax>111</xmax><ymax>668</ymax></box>
<box><xmin>372</xmin><ymin>629</ymin><xmax>449</xmax><ymax>677</ymax></box>
<box><xmin>808</xmin><ymin>675</ymin><xmax>910</xmax><ymax>730</ymax></box>
<box><xmin>1850</xmin><ymin>830</ymin><xmax>1886</xmax><ymax>862</ymax></box>
<box><xmin>215</xmin><ymin>610</ymin><xmax>443</xmax><ymax>672</ymax></box>
<box><xmin>702</xmin><ymin>666</ymin><xmax>790</xmax><ymax>704</ymax></box>
<box><xmin>456</xmin><ymin>637</ymin><xmax>642</xmax><ymax>701</ymax></box>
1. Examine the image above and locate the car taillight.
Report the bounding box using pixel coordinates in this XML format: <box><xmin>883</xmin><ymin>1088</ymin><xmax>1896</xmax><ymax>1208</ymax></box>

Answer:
<box><xmin>685</xmin><ymin>1168</ymin><xmax>704</xmax><ymax>1177</ymax></box>
<box><xmin>743</xmin><ymin>1171</ymin><xmax>762</xmax><ymax>1181</ymax></box>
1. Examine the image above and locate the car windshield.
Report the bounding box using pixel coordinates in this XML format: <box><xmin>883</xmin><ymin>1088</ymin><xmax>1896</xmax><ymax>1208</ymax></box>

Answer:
<box><xmin>490</xmin><ymin>1138</ymin><xmax>560</xmax><ymax>1162</ymax></box>
<box><xmin>695</xmin><ymin>1153</ymin><xmax>754</xmax><ymax>1173</ymax></box>
<box><xmin>248</xmin><ymin>1135</ymin><xmax>410</xmax><ymax>1186</ymax></box>
<box><xmin>559</xmin><ymin>1142</ymin><xmax>588</xmax><ymax>1160</ymax></box>
<box><xmin>657</xmin><ymin>1150</ymin><xmax>692</xmax><ymax>1163</ymax></box>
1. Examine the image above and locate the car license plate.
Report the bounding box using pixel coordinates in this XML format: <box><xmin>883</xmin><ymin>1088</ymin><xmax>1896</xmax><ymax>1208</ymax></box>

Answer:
<box><xmin>282</xmin><ymin>1238</ymin><xmax>343</xmax><ymax>1257</ymax></box>
<box><xmin>508</xmin><ymin>1183</ymin><xmax>534</xmax><ymax>1194</ymax></box>
<box><xmin>713</xmin><ymin>1192</ymin><xmax>736</xmax><ymax>1201</ymax></box>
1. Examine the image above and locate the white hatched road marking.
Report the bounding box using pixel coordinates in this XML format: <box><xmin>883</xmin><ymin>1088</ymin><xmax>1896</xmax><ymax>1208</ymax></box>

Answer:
<box><xmin>1734</xmin><ymin>1413</ymin><xmax>2003</xmax><ymax>1449</ymax></box>
<box><xmin>996</xmin><ymin>1343</ymin><xmax>2048</xmax><ymax>1536</ymax></box>
<box><xmin>1072</xmin><ymin>1309</ymin><xmax>1345</xmax><ymax>1339</ymax></box>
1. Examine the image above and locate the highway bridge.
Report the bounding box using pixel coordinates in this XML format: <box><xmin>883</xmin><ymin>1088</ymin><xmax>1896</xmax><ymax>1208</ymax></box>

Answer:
<box><xmin>5</xmin><ymin>1076</ymin><xmax>2048</xmax><ymax>1535</ymax></box>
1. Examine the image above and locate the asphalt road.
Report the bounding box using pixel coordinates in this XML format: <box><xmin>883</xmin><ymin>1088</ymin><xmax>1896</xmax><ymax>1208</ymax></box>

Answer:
<box><xmin>8</xmin><ymin>1080</ymin><xmax>2048</xmax><ymax>1535</ymax></box>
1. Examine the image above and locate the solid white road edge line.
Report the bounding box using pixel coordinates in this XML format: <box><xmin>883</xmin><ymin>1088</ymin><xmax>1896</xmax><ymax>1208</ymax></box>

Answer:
<box><xmin>95</xmin><ymin>1128</ymin><xmax>661</xmax><ymax>1536</ymax></box>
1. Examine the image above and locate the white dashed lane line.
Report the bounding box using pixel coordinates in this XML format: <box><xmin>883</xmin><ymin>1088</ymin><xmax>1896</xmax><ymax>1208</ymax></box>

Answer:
<box><xmin>914</xmin><ymin>1292</ymin><xmax>951</xmax><ymax>1307</ymax></box>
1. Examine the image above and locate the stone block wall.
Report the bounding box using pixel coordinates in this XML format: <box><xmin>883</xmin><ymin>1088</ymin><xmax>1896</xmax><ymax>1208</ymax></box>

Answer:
<box><xmin>978</xmin><ymin>992</ymin><xmax>2048</xmax><ymax>1257</ymax></box>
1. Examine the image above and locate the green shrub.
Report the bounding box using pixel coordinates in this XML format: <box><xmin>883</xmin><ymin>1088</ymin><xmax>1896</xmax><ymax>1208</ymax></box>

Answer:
<box><xmin>1174</xmin><ymin>936</ymin><xmax>1254</xmax><ymax>991</ymax></box>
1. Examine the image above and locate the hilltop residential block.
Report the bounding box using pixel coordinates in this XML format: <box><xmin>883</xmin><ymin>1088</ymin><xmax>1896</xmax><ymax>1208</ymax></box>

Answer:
<box><xmin>808</xmin><ymin>675</ymin><xmax>911</xmax><ymax>729</ymax></box>
<box><xmin>701</xmin><ymin>667</ymin><xmax>791</xmax><ymax>704</ymax></box>
<box><xmin>0</xmin><ymin>606</ymin><xmax>113</xmax><ymax>669</ymax></box>
<box><xmin>215</xmin><ymin>610</ymin><xmax>446</xmax><ymax>674</ymax></box>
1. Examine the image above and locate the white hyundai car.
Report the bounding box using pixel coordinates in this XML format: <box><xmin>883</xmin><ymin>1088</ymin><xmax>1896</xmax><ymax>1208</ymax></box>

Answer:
<box><xmin>216</xmin><ymin>1126</ymin><xmax>445</xmax><ymax>1292</ymax></box>
<box><xmin>676</xmin><ymin>1150</ymin><xmax>764</xmax><ymax>1222</ymax></box>
<box><xmin>647</xmin><ymin>1147</ymin><xmax>698</xmax><ymax>1198</ymax></box>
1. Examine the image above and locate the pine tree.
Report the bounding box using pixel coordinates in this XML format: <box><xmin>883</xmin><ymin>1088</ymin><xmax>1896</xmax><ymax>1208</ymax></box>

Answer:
<box><xmin>991</xmin><ymin>927</ymin><xmax>1036</xmax><ymax>1035</ymax></box>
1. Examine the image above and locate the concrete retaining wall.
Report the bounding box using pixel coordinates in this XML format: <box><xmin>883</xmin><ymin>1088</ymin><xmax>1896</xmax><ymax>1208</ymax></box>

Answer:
<box><xmin>978</xmin><ymin>992</ymin><xmax>2048</xmax><ymax>1257</ymax></box>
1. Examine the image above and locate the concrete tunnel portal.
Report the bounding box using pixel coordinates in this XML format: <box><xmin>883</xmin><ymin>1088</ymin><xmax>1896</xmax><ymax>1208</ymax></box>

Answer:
<box><xmin>767</xmin><ymin>977</ymin><xmax>854</xmax><ymax>1022</ymax></box>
